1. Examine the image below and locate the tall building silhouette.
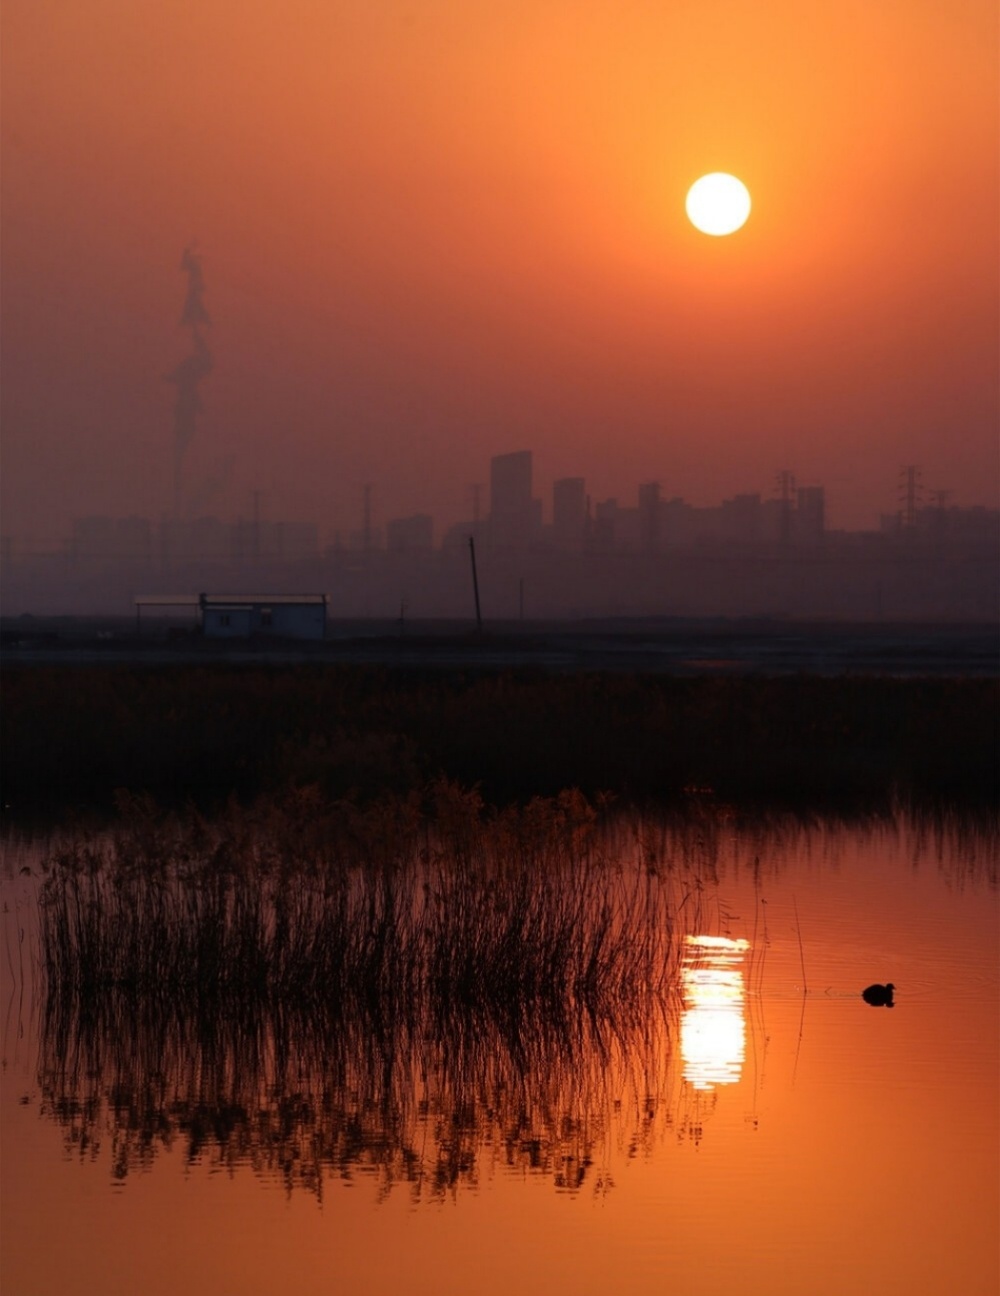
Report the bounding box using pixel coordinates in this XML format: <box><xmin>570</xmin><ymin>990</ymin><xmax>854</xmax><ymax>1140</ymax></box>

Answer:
<box><xmin>490</xmin><ymin>450</ymin><xmax>535</xmax><ymax>549</ymax></box>
<box><xmin>638</xmin><ymin>482</ymin><xmax>661</xmax><ymax>554</ymax></box>
<box><xmin>795</xmin><ymin>486</ymin><xmax>826</xmax><ymax>545</ymax></box>
<box><xmin>553</xmin><ymin>477</ymin><xmax>586</xmax><ymax>550</ymax></box>
<box><xmin>387</xmin><ymin>514</ymin><xmax>433</xmax><ymax>552</ymax></box>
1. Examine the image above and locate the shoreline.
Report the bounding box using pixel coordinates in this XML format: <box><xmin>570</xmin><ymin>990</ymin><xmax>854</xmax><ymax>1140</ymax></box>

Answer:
<box><xmin>3</xmin><ymin>614</ymin><xmax>997</xmax><ymax>676</ymax></box>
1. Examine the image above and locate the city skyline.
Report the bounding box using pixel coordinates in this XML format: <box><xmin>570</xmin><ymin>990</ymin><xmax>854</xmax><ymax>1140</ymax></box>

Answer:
<box><xmin>3</xmin><ymin>445</ymin><xmax>996</xmax><ymax>623</ymax></box>
<box><xmin>3</xmin><ymin>2</ymin><xmax>997</xmax><ymax>549</ymax></box>
<box><xmin>3</xmin><ymin>449</ymin><xmax>991</xmax><ymax>559</ymax></box>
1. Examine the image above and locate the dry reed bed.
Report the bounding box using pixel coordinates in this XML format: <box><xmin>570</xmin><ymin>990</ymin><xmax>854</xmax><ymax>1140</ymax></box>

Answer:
<box><xmin>37</xmin><ymin>786</ymin><xmax>695</xmax><ymax>1194</ymax></box>
<box><xmin>41</xmin><ymin>785</ymin><xmax>682</xmax><ymax>1019</ymax></box>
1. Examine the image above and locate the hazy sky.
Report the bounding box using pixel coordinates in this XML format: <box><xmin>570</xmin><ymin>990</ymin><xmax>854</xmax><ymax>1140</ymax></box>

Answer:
<box><xmin>2</xmin><ymin>0</ymin><xmax>997</xmax><ymax>542</ymax></box>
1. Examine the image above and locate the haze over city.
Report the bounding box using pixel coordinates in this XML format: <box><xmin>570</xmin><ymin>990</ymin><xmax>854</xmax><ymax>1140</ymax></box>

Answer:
<box><xmin>3</xmin><ymin>0</ymin><xmax>997</xmax><ymax>559</ymax></box>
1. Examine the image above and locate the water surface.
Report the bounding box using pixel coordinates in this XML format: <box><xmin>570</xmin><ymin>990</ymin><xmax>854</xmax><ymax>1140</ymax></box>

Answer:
<box><xmin>2</xmin><ymin>813</ymin><xmax>996</xmax><ymax>1296</ymax></box>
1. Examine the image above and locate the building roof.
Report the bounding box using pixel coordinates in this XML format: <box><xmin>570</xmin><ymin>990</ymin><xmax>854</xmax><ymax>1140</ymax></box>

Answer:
<box><xmin>133</xmin><ymin>595</ymin><xmax>200</xmax><ymax>607</ymax></box>
<box><xmin>200</xmin><ymin>593</ymin><xmax>328</xmax><ymax>606</ymax></box>
<box><xmin>134</xmin><ymin>593</ymin><xmax>328</xmax><ymax>607</ymax></box>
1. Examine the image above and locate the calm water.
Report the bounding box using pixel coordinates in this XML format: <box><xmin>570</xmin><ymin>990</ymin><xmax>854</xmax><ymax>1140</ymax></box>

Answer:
<box><xmin>2</xmin><ymin>813</ymin><xmax>997</xmax><ymax>1296</ymax></box>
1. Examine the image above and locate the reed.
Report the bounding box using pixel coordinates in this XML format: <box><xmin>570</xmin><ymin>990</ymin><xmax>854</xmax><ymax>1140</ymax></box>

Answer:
<box><xmin>41</xmin><ymin>796</ymin><xmax>678</xmax><ymax>1023</ymax></box>
<box><xmin>36</xmin><ymin>789</ymin><xmax>694</xmax><ymax>1195</ymax></box>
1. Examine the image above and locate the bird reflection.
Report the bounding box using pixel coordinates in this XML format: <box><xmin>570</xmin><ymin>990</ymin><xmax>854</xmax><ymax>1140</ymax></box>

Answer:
<box><xmin>680</xmin><ymin>936</ymin><xmax>750</xmax><ymax>1090</ymax></box>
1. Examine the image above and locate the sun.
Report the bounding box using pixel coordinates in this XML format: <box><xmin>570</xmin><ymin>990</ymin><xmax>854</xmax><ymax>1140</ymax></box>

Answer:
<box><xmin>685</xmin><ymin>173</ymin><xmax>751</xmax><ymax>236</ymax></box>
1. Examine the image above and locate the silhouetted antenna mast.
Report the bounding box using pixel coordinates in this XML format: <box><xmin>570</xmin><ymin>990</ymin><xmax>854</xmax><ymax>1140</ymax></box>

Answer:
<box><xmin>898</xmin><ymin>465</ymin><xmax>922</xmax><ymax>528</ymax></box>
<box><xmin>775</xmin><ymin>470</ymin><xmax>796</xmax><ymax>546</ymax></box>
<box><xmin>362</xmin><ymin>483</ymin><xmax>373</xmax><ymax>553</ymax></box>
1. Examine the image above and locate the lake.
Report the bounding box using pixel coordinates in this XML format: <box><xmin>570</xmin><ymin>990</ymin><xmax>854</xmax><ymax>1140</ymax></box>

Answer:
<box><xmin>2</xmin><ymin>808</ymin><xmax>997</xmax><ymax>1296</ymax></box>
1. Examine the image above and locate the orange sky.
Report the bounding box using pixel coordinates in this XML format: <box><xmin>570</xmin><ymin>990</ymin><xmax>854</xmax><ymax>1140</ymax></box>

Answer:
<box><xmin>2</xmin><ymin>0</ymin><xmax>997</xmax><ymax>539</ymax></box>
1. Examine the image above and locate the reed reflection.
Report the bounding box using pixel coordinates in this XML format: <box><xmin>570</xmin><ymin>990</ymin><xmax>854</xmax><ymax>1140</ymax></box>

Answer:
<box><xmin>34</xmin><ymin>790</ymin><xmax>695</xmax><ymax>1200</ymax></box>
<box><xmin>26</xmin><ymin>797</ymin><xmax>997</xmax><ymax>1200</ymax></box>
<box><xmin>680</xmin><ymin>936</ymin><xmax>750</xmax><ymax>1091</ymax></box>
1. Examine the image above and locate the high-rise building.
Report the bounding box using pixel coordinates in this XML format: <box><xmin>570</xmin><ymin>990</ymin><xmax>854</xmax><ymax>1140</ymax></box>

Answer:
<box><xmin>591</xmin><ymin>498</ymin><xmax>618</xmax><ymax>551</ymax></box>
<box><xmin>719</xmin><ymin>493</ymin><xmax>762</xmax><ymax>545</ymax></box>
<box><xmin>638</xmin><ymin>482</ymin><xmax>661</xmax><ymax>553</ymax></box>
<box><xmin>387</xmin><ymin>514</ymin><xmax>433</xmax><ymax>552</ymax></box>
<box><xmin>552</xmin><ymin>477</ymin><xmax>586</xmax><ymax>550</ymax></box>
<box><xmin>489</xmin><ymin>450</ymin><xmax>535</xmax><ymax>549</ymax></box>
<box><xmin>795</xmin><ymin>487</ymin><xmax>826</xmax><ymax>545</ymax></box>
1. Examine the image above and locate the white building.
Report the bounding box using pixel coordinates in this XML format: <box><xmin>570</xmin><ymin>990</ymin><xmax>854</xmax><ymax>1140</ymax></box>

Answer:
<box><xmin>135</xmin><ymin>593</ymin><xmax>329</xmax><ymax>639</ymax></box>
<box><xmin>199</xmin><ymin>593</ymin><xmax>327</xmax><ymax>639</ymax></box>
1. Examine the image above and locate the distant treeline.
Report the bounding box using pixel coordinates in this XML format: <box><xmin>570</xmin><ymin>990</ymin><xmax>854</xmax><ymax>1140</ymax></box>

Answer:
<box><xmin>2</xmin><ymin>664</ymin><xmax>996</xmax><ymax>819</ymax></box>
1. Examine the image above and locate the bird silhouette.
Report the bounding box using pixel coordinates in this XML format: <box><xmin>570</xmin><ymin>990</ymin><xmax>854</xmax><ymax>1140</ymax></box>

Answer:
<box><xmin>861</xmin><ymin>982</ymin><xmax>895</xmax><ymax>1007</ymax></box>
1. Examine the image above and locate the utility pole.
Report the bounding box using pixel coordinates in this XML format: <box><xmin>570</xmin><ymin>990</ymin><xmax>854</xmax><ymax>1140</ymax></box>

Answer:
<box><xmin>252</xmin><ymin>489</ymin><xmax>262</xmax><ymax>566</ymax></box>
<box><xmin>468</xmin><ymin>536</ymin><xmax>483</xmax><ymax>635</ymax></box>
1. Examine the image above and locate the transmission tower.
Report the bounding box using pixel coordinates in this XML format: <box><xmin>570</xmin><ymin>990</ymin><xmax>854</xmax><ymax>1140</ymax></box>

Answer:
<box><xmin>898</xmin><ymin>465</ymin><xmax>922</xmax><ymax>528</ymax></box>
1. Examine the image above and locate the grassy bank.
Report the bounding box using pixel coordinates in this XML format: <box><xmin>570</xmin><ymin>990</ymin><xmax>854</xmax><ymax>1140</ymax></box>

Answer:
<box><xmin>3</xmin><ymin>663</ymin><xmax>997</xmax><ymax>818</ymax></box>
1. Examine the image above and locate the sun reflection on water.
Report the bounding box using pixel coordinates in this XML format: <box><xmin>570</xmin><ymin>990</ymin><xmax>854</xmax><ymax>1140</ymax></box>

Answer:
<box><xmin>681</xmin><ymin>935</ymin><xmax>750</xmax><ymax>1091</ymax></box>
